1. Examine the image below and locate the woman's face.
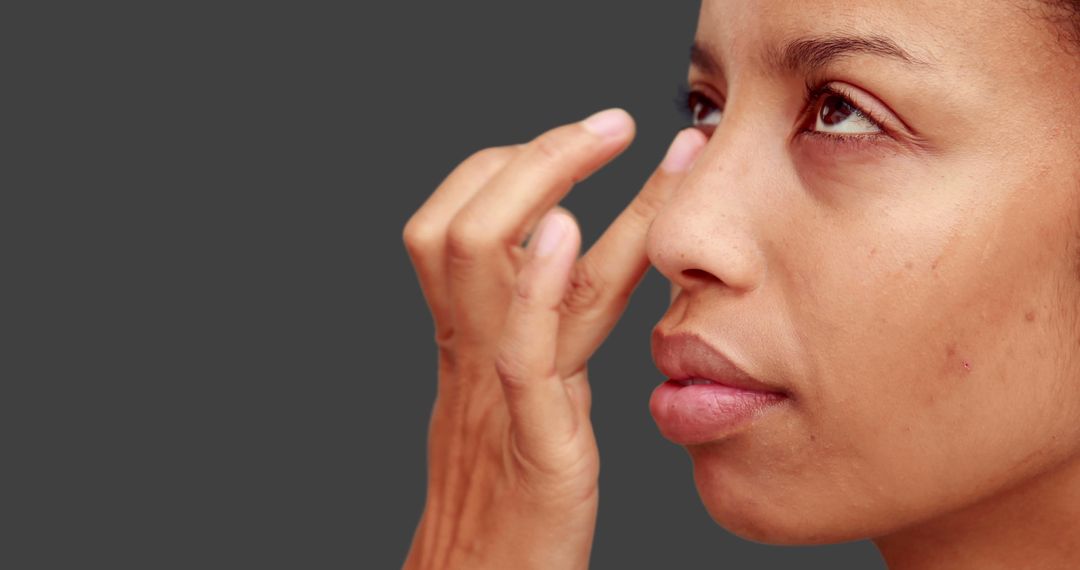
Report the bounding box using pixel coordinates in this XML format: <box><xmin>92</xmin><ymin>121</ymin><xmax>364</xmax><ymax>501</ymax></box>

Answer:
<box><xmin>646</xmin><ymin>0</ymin><xmax>1080</xmax><ymax>543</ymax></box>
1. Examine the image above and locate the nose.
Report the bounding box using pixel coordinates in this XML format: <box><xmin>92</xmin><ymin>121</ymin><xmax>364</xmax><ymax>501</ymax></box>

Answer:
<box><xmin>646</xmin><ymin>130</ymin><xmax>768</xmax><ymax>295</ymax></box>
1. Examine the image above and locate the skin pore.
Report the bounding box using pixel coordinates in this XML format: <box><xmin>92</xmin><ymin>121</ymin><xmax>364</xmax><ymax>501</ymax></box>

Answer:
<box><xmin>645</xmin><ymin>0</ymin><xmax>1080</xmax><ymax>568</ymax></box>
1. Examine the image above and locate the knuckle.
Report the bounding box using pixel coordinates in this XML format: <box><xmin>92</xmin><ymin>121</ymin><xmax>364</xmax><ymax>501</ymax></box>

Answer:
<box><xmin>560</xmin><ymin>260</ymin><xmax>607</xmax><ymax>317</ymax></box>
<box><xmin>494</xmin><ymin>346</ymin><xmax>529</xmax><ymax>389</ymax></box>
<box><xmin>434</xmin><ymin>326</ymin><xmax>457</xmax><ymax>368</ymax></box>
<box><xmin>511</xmin><ymin>272</ymin><xmax>540</xmax><ymax>306</ymax></box>
<box><xmin>529</xmin><ymin>128</ymin><xmax>574</xmax><ymax>166</ymax></box>
<box><xmin>512</xmin><ymin>268</ymin><xmax>563</xmax><ymax>314</ymax></box>
<box><xmin>509</xmin><ymin>435</ymin><xmax>563</xmax><ymax>486</ymax></box>
<box><xmin>402</xmin><ymin>215</ymin><xmax>441</xmax><ymax>256</ymax></box>
<box><xmin>445</xmin><ymin>213</ymin><xmax>493</xmax><ymax>262</ymax></box>
<box><xmin>626</xmin><ymin>185</ymin><xmax>668</xmax><ymax>224</ymax></box>
<box><xmin>465</xmin><ymin>145</ymin><xmax>516</xmax><ymax>176</ymax></box>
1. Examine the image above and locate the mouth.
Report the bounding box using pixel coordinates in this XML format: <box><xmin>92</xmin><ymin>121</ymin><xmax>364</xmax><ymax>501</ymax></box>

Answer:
<box><xmin>672</xmin><ymin>378</ymin><xmax>719</xmax><ymax>386</ymax></box>
<box><xmin>649</xmin><ymin>330</ymin><xmax>789</xmax><ymax>445</ymax></box>
<box><xmin>651</xmin><ymin>329</ymin><xmax>789</xmax><ymax>394</ymax></box>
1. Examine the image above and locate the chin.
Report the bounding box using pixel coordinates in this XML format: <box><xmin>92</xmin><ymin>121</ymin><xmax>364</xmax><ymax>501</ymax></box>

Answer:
<box><xmin>687</xmin><ymin>444</ymin><xmax>880</xmax><ymax>546</ymax></box>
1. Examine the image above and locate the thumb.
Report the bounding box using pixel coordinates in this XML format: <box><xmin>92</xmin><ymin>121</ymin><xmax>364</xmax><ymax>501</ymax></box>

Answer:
<box><xmin>496</xmin><ymin>209</ymin><xmax>583</xmax><ymax>467</ymax></box>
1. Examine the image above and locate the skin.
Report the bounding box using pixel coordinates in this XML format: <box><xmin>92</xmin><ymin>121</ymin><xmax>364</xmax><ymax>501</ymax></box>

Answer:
<box><xmin>402</xmin><ymin>110</ymin><xmax>704</xmax><ymax>569</ymax></box>
<box><xmin>403</xmin><ymin>1</ymin><xmax>1080</xmax><ymax>568</ymax></box>
<box><xmin>650</xmin><ymin>0</ymin><xmax>1080</xmax><ymax>567</ymax></box>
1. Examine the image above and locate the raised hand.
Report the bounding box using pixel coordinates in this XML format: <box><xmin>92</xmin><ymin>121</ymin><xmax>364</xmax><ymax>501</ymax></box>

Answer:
<box><xmin>402</xmin><ymin>108</ymin><xmax>706</xmax><ymax>570</ymax></box>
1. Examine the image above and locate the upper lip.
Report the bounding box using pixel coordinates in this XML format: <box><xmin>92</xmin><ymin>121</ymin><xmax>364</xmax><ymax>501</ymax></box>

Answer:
<box><xmin>651</xmin><ymin>330</ymin><xmax>788</xmax><ymax>395</ymax></box>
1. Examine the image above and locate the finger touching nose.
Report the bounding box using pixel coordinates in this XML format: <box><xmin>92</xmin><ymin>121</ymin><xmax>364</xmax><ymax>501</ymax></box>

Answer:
<box><xmin>646</xmin><ymin>151</ymin><xmax>767</xmax><ymax>295</ymax></box>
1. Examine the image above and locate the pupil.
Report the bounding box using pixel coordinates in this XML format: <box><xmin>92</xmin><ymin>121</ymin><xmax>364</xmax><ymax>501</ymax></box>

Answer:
<box><xmin>820</xmin><ymin>95</ymin><xmax>853</xmax><ymax>126</ymax></box>
<box><xmin>694</xmin><ymin>102</ymin><xmax>709</xmax><ymax>122</ymax></box>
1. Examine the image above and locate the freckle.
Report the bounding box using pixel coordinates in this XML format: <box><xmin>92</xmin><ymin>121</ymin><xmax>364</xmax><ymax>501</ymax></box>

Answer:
<box><xmin>810</xmin><ymin>434</ymin><xmax>816</xmax><ymax>441</ymax></box>
<box><xmin>905</xmin><ymin>261</ymin><xmax>913</xmax><ymax>270</ymax></box>
<box><xmin>946</xmin><ymin>342</ymin><xmax>956</xmax><ymax>357</ymax></box>
<box><xmin>1025</xmin><ymin>310</ymin><xmax>1036</xmax><ymax>322</ymax></box>
<box><xmin>869</xmin><ymin>247</ymin><xmax>877</xmax><ymax>257</ymax></box>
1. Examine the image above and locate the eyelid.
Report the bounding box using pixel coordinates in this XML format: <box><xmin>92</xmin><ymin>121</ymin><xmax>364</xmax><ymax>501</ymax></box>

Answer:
<box><xmin>804</xmin><ymin>81</ymin><xmax>905</xmax><ymax>138</ymax></box>
<box><xmin>677</xmin><ymin>79</ymin><xmax>921</xmax><ymax>149</ymax></box>
<box><xmin>678</xmin><ymin>82</ymin><xmax>889</xmax><ymax>132</ymax></box>
<box><xmin>675</xmin><ymin>83</ymin><xmax>724</xmax><ymax>134</ymax></box>
<box><xmin>678</xmin><ymin>83</ymin><xmax>723</xmax><ymax>108</ymax></box>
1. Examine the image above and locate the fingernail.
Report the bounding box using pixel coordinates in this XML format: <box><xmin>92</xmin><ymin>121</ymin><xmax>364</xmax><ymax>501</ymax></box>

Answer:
<box><xmin>660</xmin><ymin>128</ymin><xmax>705</xmax><ymax>173</ymax></box>
<box><xmin>583</xmin><ymin>108</ymin><xmax>633</xmax><ymax>139</ymax></box>
<box><xmin>531</xmin><ymin>212</ymin><xmax>568</xmax><ymax>258</ymax></box>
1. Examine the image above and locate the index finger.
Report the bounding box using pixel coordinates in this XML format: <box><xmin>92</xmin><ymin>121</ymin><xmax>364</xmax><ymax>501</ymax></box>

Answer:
<box><xmin>555</xmin><ymin>127</ymin><xmax>707</xmax><ymax>374</ymax></box>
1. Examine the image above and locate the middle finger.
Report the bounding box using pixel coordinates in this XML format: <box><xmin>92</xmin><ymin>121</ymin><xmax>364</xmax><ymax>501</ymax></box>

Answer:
<box><xmin>445</xmin><ymin>108</ymin><xmax>637</xmax><ymax>345</ymax></box>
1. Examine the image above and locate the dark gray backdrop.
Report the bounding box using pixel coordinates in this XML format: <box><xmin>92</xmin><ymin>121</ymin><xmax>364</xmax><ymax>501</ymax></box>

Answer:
<box><xmin>12</xmin><ymin>1</ymin><xmax>887</xmax><ymax>568</ymax></box>
<box><xmin>376</xmin><ymin>2</ymin><xmax>886</xmax><ymax>568</ymax></box>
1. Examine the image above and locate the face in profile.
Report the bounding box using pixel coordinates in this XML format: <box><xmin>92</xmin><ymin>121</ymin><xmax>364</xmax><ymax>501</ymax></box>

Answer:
<box><xmin>645</xmin><ymin>0</ymin><xmax>1080</xmax><ymax>547</ymax></box>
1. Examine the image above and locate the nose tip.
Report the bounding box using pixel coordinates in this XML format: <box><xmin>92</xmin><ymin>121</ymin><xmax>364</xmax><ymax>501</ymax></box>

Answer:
<box><xmin>645</xmin><ymin>176</ymin><xmax>766</xmax><ymax>296</ymax></box>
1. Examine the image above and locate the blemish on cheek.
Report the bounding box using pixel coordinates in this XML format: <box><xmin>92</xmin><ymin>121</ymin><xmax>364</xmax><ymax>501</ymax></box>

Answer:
<box><xmin>1025</xmin><ymin>310</ymin><xmax>1036</xmax><ymax>323</ymax></box>
<box><xmin>904</xmin><ymin>261</ymin><xmax>913</xmax><ymax>270</ymax></box>
<box><xmin>944</xmin><ymin>341</ymin><xmax>972</xmax><ymax>375</ymax></box>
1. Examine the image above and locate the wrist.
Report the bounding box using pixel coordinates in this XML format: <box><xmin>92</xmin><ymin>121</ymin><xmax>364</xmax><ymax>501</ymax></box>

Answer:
<box><xmin>403</xmin><ymin>505</ymin><xmax>595</xmax><ymax>570</ymax></box>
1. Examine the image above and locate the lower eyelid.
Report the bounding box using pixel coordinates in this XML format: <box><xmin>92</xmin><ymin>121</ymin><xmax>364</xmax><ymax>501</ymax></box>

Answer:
<box><xmin>797</xmin><ymin>129</ymin><xmax>896</xmax><ymax>155</ymax></box>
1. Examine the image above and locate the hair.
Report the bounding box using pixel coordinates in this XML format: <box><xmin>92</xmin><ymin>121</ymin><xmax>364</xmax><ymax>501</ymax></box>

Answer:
<box><xmin>1038</xmin><ymin>0</ymin><xmax>1080</xmax><ymax>50</ymax></box>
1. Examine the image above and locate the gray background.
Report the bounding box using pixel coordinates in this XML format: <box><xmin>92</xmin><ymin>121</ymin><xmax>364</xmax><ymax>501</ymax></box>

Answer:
<box><xmin>377</xmin><ymin>3</ymin><xmax>887</xmax><ymax>568</ymax></box>
<box><xmin>10</xmin><ymin>1</ymin><xmax>887</xmax><ymax>568</ymax></box>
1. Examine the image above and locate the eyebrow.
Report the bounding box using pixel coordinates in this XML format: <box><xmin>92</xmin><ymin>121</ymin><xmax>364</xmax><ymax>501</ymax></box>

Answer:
<box><xmin>690</xmin><ymin>33</ymin><xmax>929</xmax><ymax>76</ymax></box>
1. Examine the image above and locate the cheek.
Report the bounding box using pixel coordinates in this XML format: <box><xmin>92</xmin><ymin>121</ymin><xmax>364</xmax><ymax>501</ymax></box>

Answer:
<box><xmin>782</xmin><ymin>171</ymin><xmax>1080</xmax><ymax>533</ymax></box>
<box><xmin>689</xmin><ymin>164</ymin><xmax>1080</xmax><ymax>543</ymax></box>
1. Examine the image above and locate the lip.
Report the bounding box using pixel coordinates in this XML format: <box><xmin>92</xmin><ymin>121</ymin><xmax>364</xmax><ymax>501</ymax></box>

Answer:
<box><xmin>649</xmin><ymin>330</ymin><xmax>789</xmax><ymax>445</ymax></box>
<box><xmin>651</xmin><ymin>330</ymin><xmax>788</xmax><ymax>394</ymax></box>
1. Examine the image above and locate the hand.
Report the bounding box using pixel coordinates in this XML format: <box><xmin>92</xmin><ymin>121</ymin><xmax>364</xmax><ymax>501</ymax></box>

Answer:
<box><xmin>401</xmin><ymin>108</ymin><xmax>706</xmax><ymax>570</ymax></box>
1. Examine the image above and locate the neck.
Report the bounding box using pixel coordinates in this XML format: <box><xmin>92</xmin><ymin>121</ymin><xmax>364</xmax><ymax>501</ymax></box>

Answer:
<box><xmin>874</xmin><ymin>455</ymin><xmax>1080</xmax><ymax>570</ymax></box>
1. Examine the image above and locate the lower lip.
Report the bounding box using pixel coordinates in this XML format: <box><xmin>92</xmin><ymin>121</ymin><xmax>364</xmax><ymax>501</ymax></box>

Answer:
<box><xmin>649</xmin><ymin>380</ymin><xmax>788</xmax><ymax>445</ymax></box>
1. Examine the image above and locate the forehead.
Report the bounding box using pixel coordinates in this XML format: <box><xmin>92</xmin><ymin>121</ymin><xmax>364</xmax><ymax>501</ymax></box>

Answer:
<box><xmin>693</xmin><ymin>0</ymin><xmax>1065</xmax><ymax>78</ymax></box>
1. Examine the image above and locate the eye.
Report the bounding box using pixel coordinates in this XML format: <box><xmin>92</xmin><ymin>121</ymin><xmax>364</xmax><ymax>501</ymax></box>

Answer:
<box><xmin>689</xmin><ymin>92</ymin><xmax>722</xmax><ymax>129</ymax></box>
<box><xmin>675</xmin><ymin>86</ymin><xmax>722</xmax><ymax>134</ymax></box>
<box><xmin>814</xmin><ymin>94</ymin><xmax>880</xmax><ymax>134</ymax></box>
<box><xmin>807</xmin><ymin>86</ymin><xmax>883</xmax><ymax>136</ymax></box>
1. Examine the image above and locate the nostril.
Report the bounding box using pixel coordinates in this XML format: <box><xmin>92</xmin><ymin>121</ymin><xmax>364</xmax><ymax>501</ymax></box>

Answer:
<box><xmin>681</xmin><ymin>268</ymin><xmax>719</xmax><ymax>283</ymax></box>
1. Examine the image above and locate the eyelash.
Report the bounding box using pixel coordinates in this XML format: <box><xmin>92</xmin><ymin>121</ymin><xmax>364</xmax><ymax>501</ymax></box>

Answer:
<box><xmin>674</xmin><ymin>82</ymin><xmax>889</xmax><ymax>148</ymax></box>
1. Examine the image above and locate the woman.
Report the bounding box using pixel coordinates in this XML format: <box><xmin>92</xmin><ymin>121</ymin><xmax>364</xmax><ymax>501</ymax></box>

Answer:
<box><xmin>401</xmin><ymin>0</ymin><xmax>1080</xmax><ymax>568</ymax></box>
